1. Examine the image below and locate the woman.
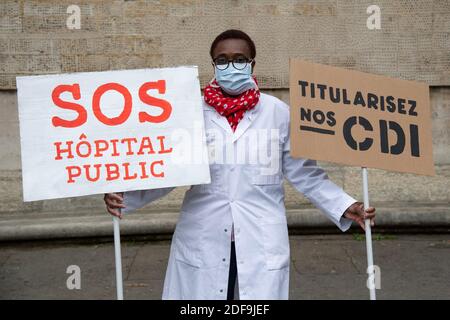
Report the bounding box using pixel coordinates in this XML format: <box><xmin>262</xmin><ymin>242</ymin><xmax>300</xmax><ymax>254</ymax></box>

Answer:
<box><xmin>104</xmin><ymin>29</ymin><xmax>376</xmax><ymax>300</ymax></box>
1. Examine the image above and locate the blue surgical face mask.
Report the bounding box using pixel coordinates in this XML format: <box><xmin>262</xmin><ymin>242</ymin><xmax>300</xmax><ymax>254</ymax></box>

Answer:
<box><xmin>215</xmin><ymin>63</ymin><xmax>256</xmax><ymax>96</ymax></box>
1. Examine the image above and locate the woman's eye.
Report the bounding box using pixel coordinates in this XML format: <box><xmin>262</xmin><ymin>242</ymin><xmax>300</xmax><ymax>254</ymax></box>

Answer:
<box><xmin>234</xmin><ymin>57</ymin><xmax>247</xmax><ymax>63</ymax></box>
<box><xmin>215</xmin><ymin>58</ymin><xmax>228</xmax><ymax>65</ymax></box>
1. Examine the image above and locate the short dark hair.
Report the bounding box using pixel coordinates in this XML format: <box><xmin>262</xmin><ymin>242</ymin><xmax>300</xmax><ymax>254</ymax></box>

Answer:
<box><xmin>209</xmin><ymin>29</ymin><xmax>256</xmax><ymax>60</ymax></box>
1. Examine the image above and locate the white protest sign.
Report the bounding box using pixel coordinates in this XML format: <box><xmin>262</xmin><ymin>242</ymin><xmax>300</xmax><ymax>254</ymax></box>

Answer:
<box><xmin>17</xmin><ymin>66</ymin><xmax>210</xmax><ymax>201</ymax></box>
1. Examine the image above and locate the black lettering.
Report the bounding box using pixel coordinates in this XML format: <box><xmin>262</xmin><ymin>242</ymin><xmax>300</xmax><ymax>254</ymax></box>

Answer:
<box><xmin>389</xmin><ymin>121</ymin><xmax>405</xmax><ymax>154</ymax></box>
<box><xmin>367</xmin><ymin>93</ymin><xmax>379</xmax><ymax>110</ymax></box>
<box><xmin>398</xmin><ymin>98</ymin><xmax>406</xmax><ymax>115</ymax></box>
<box><xmin>386</xmin><ymin>96</ymin><xmax>396</xmax><ymax>113</ymax></box>
<box><xmin>358</xmin><ymin>117</ymin><xmax>374</xmax><ymax>151</ymax></box>
<box><xmin>408</xmin><ymin>100</ymin><xmax>418</xmax><ymax>116</ymax></box>
<box><xmin>329</xmin><ymin>87</ymin><xmax>340</xmax><ymax>103</ymax></box>
<box><xmin>300</xmin><ymin>125</ymin><xmax>335</xmax><ymax>135</ymax></box>
<box><xmin>380</xmin><ymin>95</ymin><xmax>385</xmax><ymax>111</ymax></box>
<box><xmin>353</xmin><ymin>91</ymin><xmax>366</xmax><ymax>107</ymax></box>
<box><xmin>342</xmin><ymin>89</ymin><xmax>351</xmax><ymax>105</ymax></box>
<box><xmin>410</xmin><ymin>124</ymin><xmax>420</xmax><ymax>157</ymax></box>
<box><xmin>313</xmin><ymin>110</ymin><xmax>325</xmax><ymax>124</ymax></box>
<box><xmin>343</xmin><ymin>116</ymin><xmax>373</xmax><ymax>151</ymax></box>
<box><xmin>298</xmin><ymin>81</ymin><xmax>308</xmax><ymax>97</ymax></box>
<box><xmin>326</xmin><ymin>111</ymin><xmax>336</xmax><ymax>127</ymax></box>
<box><xmin>300</xmin><ymin>107</ymin><xmax>311</xmax><ymax>122</ymax></box>
<box><xmin>343</xmin><ymin>116</ymin><xmax>358</xmax><ymax>150</ymax></box>
<box><xmin>380</xmin><ymin>120</ymin><xmax>405</xmax><ymax>155</ymax></box>
<box><xmin>380</xmin><ymin>120</ymin><xmax>389</xmax><ymax>154</ymax></box>
<box><xmin>317</xmin><ymin>84</ymin><xmax>327</xmax><ymax>100</ymax></box>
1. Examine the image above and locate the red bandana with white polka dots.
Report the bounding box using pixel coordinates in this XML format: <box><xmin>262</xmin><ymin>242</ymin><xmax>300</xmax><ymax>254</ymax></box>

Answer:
<box><xmin>204</xmin><ymin>77</ymin><xmax>260</xmax><ymax>132</ymax></box>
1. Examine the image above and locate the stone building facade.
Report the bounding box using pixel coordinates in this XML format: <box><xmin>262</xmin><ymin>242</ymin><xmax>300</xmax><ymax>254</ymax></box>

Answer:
<box><xmin>0</xmin><ymin>1</ymin><xmax>449</xmax><ymax>232</ymax></box>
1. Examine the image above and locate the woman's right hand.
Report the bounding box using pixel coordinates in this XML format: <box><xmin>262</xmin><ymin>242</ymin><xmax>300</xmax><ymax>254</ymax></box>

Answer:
<box><xmin>104</xmin><ymin>192</ymin><xmax>125</xmax><ymax>219</ymax></box>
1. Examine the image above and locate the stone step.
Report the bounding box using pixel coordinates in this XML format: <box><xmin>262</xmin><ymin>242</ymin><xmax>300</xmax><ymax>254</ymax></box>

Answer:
<box><xmin>0</xmin><ymin>205</ymin><xmax>449</xmax><ymax>241</ymax></box>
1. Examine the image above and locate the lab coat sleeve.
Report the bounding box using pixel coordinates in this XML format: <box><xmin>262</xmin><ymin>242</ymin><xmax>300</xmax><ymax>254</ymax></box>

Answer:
<box><xmin>122</xmin><ymin>187</ymin><xmax>175</xmax><ymax>214</ymax></box>
<box><xmin>281</xmin><ymin>122</ymin><xmax>357</xmax><ymax>232</ymax></box>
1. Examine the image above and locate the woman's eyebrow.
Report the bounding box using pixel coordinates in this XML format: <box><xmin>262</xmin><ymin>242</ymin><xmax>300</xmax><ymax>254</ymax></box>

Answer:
<box><xmin>213</xmin><ymin>52</ymin><xmax>249</xmax><ymax>59</ymax></box>
<box><xmin>213</xmin><ymin>53</ymin><xmax>228</xmax><ymax>58</ymax></box>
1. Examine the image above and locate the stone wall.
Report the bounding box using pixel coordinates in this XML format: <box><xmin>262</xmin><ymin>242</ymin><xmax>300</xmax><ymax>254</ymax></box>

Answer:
<box><xmin>0</xmin><ymin>0</ymin><xmax>449</xmax><ymax>217</ymax></box>
<box><xmin>1</xmin><ymin>0</ymin><xmax>449</xmax><ymax>89</ymax></box>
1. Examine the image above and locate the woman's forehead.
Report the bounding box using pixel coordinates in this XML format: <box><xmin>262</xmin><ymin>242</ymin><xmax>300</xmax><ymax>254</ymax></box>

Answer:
<box><xmin>212</xmin><ymin>38</ymin><xmax>251</xmax><ymax>58</ymax></box>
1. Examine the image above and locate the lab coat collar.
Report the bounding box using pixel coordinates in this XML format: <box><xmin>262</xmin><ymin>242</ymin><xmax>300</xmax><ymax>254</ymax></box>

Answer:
<box><xmin>204</xmin><ymin>106</ymin><xmax>234</xmax><ymax>135</ymax></box>
<box><xmin>202</xmin><ymin>99</ymin><xmax>261</xmax><ymax>143</ymax></box>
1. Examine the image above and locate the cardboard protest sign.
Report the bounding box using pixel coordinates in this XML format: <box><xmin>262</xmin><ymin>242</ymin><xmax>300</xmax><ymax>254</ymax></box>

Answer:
<box><xmin>17</xmin><ymin>66</ymin><xmax>210</xmax><ymax>201</ymax></box>
<box><xmin>289</xmin><ymin>59</ymin><xmax>435</xmax><ymax>176</ymax></box>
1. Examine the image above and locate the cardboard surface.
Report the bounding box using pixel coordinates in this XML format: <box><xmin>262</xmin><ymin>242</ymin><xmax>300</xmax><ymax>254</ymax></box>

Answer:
<box><xmin>290</xmin><ymin>59</ymin><xmax>435</xmax><ymax>176</ymax></box>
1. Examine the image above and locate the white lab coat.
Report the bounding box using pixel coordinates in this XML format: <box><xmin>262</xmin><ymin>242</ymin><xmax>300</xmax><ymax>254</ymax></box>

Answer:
<box><xmin>123</xmin><ymin>93</ymin><xmax>357</xmax><ymax>300</ymax></box>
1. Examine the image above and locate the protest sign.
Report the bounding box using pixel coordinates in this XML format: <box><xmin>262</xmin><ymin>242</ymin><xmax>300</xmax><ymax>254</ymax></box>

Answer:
<box><xmin>289</xmin><ymin>59</ymin><xmax>435</xmax><ymax>176</ymax></box>
<box><xmin>17</xmin><ymin>66</ymin><xmax>210</xmax><ymax>201</ymax></box>
<box><xmin>290</xmin><ymin>59</ymin><xmax>436</xmax><ymax>300</ymax></box>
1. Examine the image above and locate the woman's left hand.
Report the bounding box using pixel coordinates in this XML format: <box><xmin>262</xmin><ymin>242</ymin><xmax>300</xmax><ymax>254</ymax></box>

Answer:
<box><xmin>343</xmin><ymin>202</ymin><xmax>376</xmax><ymax>230</ymax></box>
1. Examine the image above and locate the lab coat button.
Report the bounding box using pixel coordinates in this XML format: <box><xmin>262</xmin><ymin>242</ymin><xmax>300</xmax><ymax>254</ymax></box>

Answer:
<box><xmin>222</xmin><ymin>258</ymin><xmax>226</xmax><ymax>262</ymax></box>
<box><xmin>224</xmin><ymin>229</ymin><xmax>228</xmax><ymax>232</ymax></box>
